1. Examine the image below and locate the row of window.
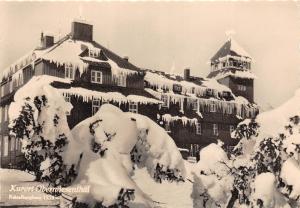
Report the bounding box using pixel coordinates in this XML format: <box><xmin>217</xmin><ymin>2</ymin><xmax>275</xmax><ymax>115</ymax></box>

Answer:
<box><xmin>196</xmin><ymin>123</ymin><xmax>235</xmax><ymax>136</ymax></box>
<box><xmin>0</xmin><ymin>136</ymin><xmax>22</xmax><ymax>157</ymax></box>
<box><xmin>166</xmin><ymin>122</ymin><xmax>235</xmax><ymax>136</ymax></box>
<box><xmin>161</xmin><ymin>95</ymin><xmax>235</xmax><ymax>114</ymax></box>
<box><xmin>91</xmin><ymin>98</ymin><xmax>138</xmax><ymax>115</ymax></box>
<box><xmin>211</xmin><ymin>60</ymin><xmax>251</xmax><ymax>71</ymax></box>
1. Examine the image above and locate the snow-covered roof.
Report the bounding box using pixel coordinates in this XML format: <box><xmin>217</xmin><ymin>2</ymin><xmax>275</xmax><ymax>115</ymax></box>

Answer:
<box><xmin>1</xmin><ymin>34</ymin><xmax>141</xmax><ymax>82</ymax></box>
<box><xmin>58</xmin><ymin>87</ymin><xmax>162</xmax><ymax>104</ymax></box>
<box><xmin>144</xmin><ymin>69</ymin><xmax>233</xmax><ymax>100</ymax></box>
<box><xmin>208</xmin><ymin>68</ymin><xmax>257</xmax><ymax>80</ymax></box>
<box><xmin>211</xmin><ymin>37</ymin><xmax>252</xmax><ymax>63</ymax></box>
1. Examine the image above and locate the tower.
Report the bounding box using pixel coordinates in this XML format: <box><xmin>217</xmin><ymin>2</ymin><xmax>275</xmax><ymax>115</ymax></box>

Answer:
<box><xmin>207</xmin><ymin>37</ymin><xmax>256</xmax><ymax>102</ymax></box>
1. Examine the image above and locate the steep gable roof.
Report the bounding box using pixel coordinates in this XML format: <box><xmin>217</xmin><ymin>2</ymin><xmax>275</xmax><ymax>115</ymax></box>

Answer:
<box><xmin>211</xmin><ymin>38</ymin><xmax>251</xmax><ymax>63</ymax></box>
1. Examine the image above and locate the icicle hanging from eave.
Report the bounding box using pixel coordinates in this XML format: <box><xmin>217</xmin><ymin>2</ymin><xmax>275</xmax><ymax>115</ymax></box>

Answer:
<box><xmin>162</xmin><ymin>114</ymin><xmax>198</xmax><ymax>127</ymax></box>
<box><xmin>57</xmin><ymin>88</ymin><xmax>161</xmax><ymax>107</ymax></box>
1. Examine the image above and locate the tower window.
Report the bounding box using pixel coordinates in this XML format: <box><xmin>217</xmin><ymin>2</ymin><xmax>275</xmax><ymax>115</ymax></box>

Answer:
<box><xmin>213</xmin><ymin>124</ymin><xmax>219</xmax><ymax>136</ymax></box>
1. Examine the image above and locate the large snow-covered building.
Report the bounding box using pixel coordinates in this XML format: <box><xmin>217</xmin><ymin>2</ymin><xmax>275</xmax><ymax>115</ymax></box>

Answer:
<box><xmin>0</xmin><ymin>21</ymin><xmax>258</xmax><ymax>167</ymax></box>
<box><xmin>0</xmin><ymin>20</ymin><xmax>161</xmax><ymax>168</ymax></box>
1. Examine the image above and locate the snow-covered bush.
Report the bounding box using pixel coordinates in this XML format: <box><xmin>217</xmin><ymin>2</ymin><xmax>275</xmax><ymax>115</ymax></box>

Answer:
<box><xmin>192</xmin><ymin>89</ymin><xmax>300</xmax><ymax>208</ymax></box>
<box><xmin>9</xmin><ymin>76</ymin><xmax>75</xmax><ymax>187</ymax></box>
<box><xmin>9</xmin><ymin>76</ymin><xmax>186</xmax><ymax>207</ymax></box>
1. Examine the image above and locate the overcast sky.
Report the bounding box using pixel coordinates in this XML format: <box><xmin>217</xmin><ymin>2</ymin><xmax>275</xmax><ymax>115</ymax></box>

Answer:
<box><xmin>1</xmin><ymin>1</ymin><xmax>300</xmax><ymax>110</ymax></box>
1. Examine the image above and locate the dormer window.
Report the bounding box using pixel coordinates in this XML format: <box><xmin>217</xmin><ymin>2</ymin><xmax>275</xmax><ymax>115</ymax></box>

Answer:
<box><xmin>65</xmin><ymin>63</ymin><xmax>74</xmax><ymax>79</ymax></box>
<box><xmin>89</xmin><ymin>49</ymin><xmax>98</xmax><ymax>58</ymax></box>
<box><xmin>237</xmin><ymin>84</ymin><xmax>246</xmax><ymax>91</ymax></box>
<box><xmin>207</xmin><ymin>88</ymin><xmax>213</xmax><ymax>96</ymax></box>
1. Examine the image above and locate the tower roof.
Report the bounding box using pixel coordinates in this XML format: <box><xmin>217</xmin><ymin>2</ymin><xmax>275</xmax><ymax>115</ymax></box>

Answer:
<box><xmin>211</xmin><ymin>37</ymin><xmax>252</xmax><ymax>63</ymax></box>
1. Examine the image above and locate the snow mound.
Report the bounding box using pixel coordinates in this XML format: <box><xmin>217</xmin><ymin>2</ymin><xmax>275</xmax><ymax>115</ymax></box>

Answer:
<box><xmin>256</xmin><ymin>88</ymin><xmax>300</xmax><ymax>137</ymax></box>
<box><xmin>192</xmin><ymin>144</ymin><xmax>234</xmax><ymax>207</ymax></box>
<box><xmin>251</xmin><ymin>172</ymin><xmax>276</xmax><ymax>207</ymax></box>
<box><xmin>64</xmin><ymin>104</ymin><xmax>185</xmax><ymax>207</ymax></box>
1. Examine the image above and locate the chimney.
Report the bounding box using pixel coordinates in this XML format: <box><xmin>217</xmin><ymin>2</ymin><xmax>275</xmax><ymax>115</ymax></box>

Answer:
<box><xmin>41</xmin><ymin>32</ymin><xmax>54</xmax><ymax>48</ymax></box>
<box><xmin>123</xmin><ymin>56</ymin><xmax>129</xmax><ymax>62</ymax></box>
<box><xmin>71</xmin><ymin>19</ymin><xmax>93</xmax><ymax>42</ymax></box>
<box><xmin>184</xmin><ymin>68</ymin><xmax>190</xmax><ymax>81</ymax></box>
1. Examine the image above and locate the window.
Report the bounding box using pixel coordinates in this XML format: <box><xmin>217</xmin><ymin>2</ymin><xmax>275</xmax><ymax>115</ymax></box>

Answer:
<box><xmin>230</xmin><ymin>125</ymin><xmax>235</xmax><ymax>133</ymax></box>
<box><xmin>64</xmin><ymin>94</ymin><xmax>71</xmax><ymax>103</ymax></box>
<box><xmin>91</xmin><ymin>70</ymin><xmax>102</xmax><ymax>84</ymax></box>
<box><xmin>1</xmin><ymin>85</ymin><xmax>4</xmax><ymax>97</ymax></box>
<box><xmin>16</xmin><ymin>139</ymin><xmax>22</xmax><ymax>151</ymax></box>
<box><xmin>92</xmin><ymin>98</ymin><xmax>101</xmax><ymax>115</ymax></box>
<box><xmin>89</xmin><ymin>49</ymin><xmax>98</xmax><ymax>58</ymax></box>
<box><xmin>64</xmin><ymin>94</ymin><xmax>71</xmax><ymax>115</ymax></box>
<box><xmin>65</xmin><ymin>63</ymin><xmax>74</xmax><ymax>79</ymax></box>
<box><xmin>192</xmin><ymin>99</ymin><xmax>198</xmax><ymax>111</ymax></box>
<box><xmin>10</xmin><ymin>137</ymin><xmax>15</xmax><ymax>151</ymax></box>
<box><xmin>210</xmin><ymin>103</ymin><xmax>216</xmax><ymax>112</ymax></box>
<box><xmin>227</xmin><ymin>105</ymin><xmax>233</xmax><ymax>114</ymax></box>
<box><xmin>117</xmin><ymin>75</ymin><xmax>126</xmax><ymax>87</ymax></box>
<box><xmin>0</xmin><ymin>136</ymin><xmax>1</xmax><ymax>156</ymax></box>
<box><xmin>9</xmin><ymin>81</ymin><xmax>13</xmax><ymax>93</ymax></box>
<box><xmin>165</xmin><ymin>122</ymin><xmax>171</xmax><ymax>132</ymax></box>
<box><xmin>196</xmin><ymin>122</ymin><xmax>201</xmax><ymax>135</ymax></box>
<box><xmin>206</xmin><ymin>88</ymin><xmax>213</xmax><ymax>96</ymax></box>
<box><xmin>129</xmin><ymin>102</ymin><xmax>138</xmax><ymax>113</ymax></box>
<box><xmin>3</xmin><ymin>136</ymin><xmax>8</xmax><ymax>156</ymax></box>
<box><xmin>237</xmin><ymin>84</ymin><xmax>246</xmax><ymax>91</ymax></box>
<box><xmin>190</xmin><ymin>144</ymin><xmax>200</xmax><ymax>157</ymax></box>
<box><xmin>4</xmin><ymin>105</ymin><xmax>8</xmax><ymax>121</ymax></box>
<box><xmin>213</xmin><ymin>124</ymin><xmax>219</xmax><ymax>136</ymax></box>
<box><xmin>161</xmin><ymin>95</ymin><xmax>169</xmax><ymax>107</ymax></box>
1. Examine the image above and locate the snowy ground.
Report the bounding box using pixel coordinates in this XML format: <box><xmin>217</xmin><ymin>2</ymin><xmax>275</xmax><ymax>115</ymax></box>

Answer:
<box><xmin>133</xmin><ymin>161</ymin><xmax>195</xmax><ymax>208</ymax></box>
<box><xmin>0</xmin><ymin>168</ymin><xmax>59</xmax><ymax>207</ymax></box>
<box><xmin>0</xmin><ymin>161</ymin><xmax>196</xmax><ymax>208</ymax></box>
